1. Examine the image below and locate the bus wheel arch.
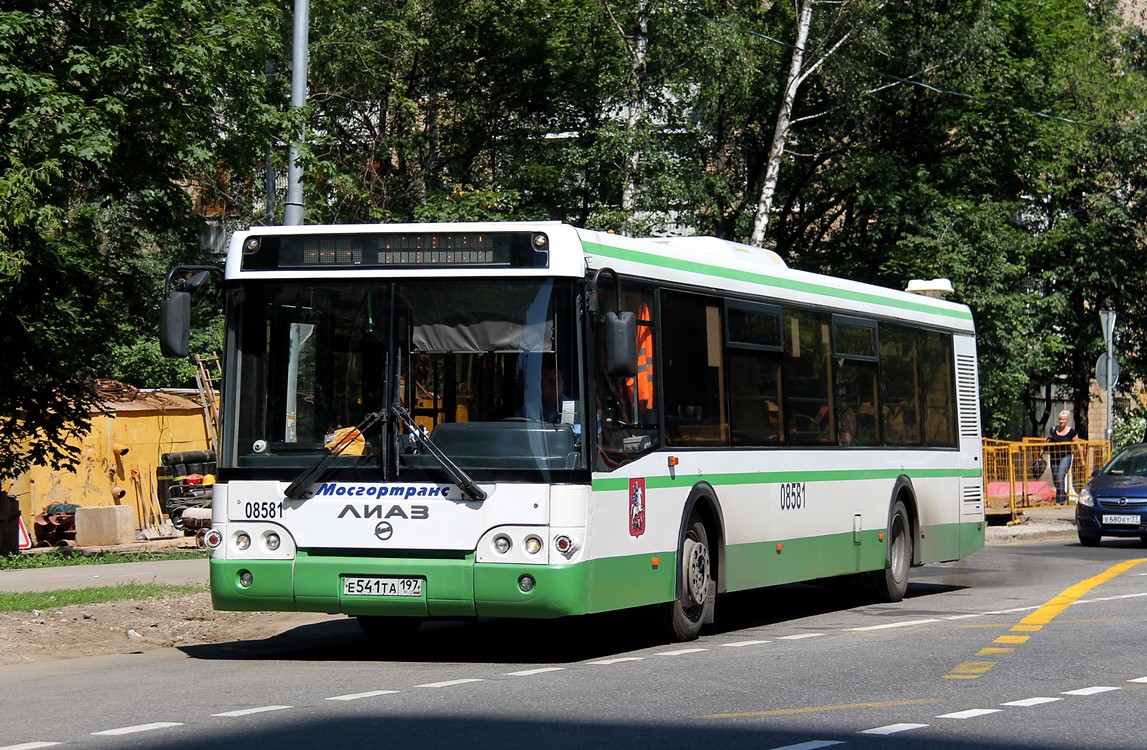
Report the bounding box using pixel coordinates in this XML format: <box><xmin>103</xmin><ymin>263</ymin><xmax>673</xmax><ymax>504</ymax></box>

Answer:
<box><xmin>665</xmin><ymin>483</ymin><xmax>724</xmax><ymax>641</ymax></box>
<box><xmin>876</xmin><ymin>478</ymin><xmax>918</xmax><ymax>603</ymax></box>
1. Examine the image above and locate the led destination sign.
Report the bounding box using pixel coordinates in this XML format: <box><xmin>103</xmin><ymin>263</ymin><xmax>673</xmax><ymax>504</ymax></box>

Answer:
<box><xmin>239</xmin><ymin>231</ymin><xmax>549</xmax><ymax>270</ymax></box>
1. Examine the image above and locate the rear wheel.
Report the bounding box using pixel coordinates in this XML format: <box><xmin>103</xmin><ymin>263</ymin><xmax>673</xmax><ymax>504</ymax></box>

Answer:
<box><xmin>667</xmin><ymin>515</ymin><xmax>714</xmax><ymax>642</ymax></box>
<box><xmin>357</xmin><ymin>615</ymin><xmax>422</xmax><ymax>641</ymax></box>
<box><xmin>875</xmin><ymin>501</ymin><xmax>911</xmax><ymax>603</ymax></box>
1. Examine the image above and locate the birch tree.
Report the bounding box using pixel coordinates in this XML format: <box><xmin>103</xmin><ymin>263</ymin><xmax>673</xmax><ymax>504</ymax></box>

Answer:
<box><xmin>748</xmin><ymin>0</ymin><xmax>885</xmax><ymax>247</ymax></box>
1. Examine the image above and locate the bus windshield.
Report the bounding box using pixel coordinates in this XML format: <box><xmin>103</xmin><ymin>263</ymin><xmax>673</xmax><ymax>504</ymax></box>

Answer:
<box><xmin>226</xmin><ymin>278</ymin><xmax>586</xmax><ymax>477</ymax></box>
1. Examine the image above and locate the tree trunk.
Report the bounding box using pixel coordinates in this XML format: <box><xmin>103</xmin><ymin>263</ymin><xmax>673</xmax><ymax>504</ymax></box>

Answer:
<box><xmin>750</xmin><ymin>0</ymin><xmax>814</xmax><ymax>247</ymax></box>
<box><xmin>620</xmin><ymin>0</ymin><xmax>651</xmax><ymax>236</ymax></box>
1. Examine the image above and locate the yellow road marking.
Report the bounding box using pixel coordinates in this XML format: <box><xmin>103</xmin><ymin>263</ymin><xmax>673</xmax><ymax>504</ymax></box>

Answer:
<box><xmin>945</xmin><ymin>661</ymin><xmax>996</xmax><ymax>679</ymax></box>
<box><xmin>703</xmin><ymin>698</ymin><xmax>943</xmax><ymax>720</ymax></box>
<box><xmin>944</xmin><ymin>558</ymin><xmax>1147</xmax><ymax>680</ymax></box>
<box><xmin>994</xmin><ymin>635</ymin><xmax>1029</xmax><ymax>644</ymax></box>
<box><xmin>1017</xmin><ymin>558</ymin><xmax>1147</xmax><ymax>628</ymax></box>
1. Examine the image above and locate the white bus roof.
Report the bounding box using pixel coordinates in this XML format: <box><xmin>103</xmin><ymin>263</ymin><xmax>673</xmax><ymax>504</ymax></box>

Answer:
<box><xmin>225</xmin><ymin>221</ymin><xmax>974</xmax><ymax>333</ymax></box>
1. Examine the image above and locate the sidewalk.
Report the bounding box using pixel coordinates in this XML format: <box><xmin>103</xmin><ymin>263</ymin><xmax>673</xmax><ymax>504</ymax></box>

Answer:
<box><xmin>985</xmin><ymin>502</ymin><xmax>1077</xmax><ymax>544</ymax></box>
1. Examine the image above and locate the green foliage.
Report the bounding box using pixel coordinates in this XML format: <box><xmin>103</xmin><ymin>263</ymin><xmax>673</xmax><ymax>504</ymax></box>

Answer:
<box><xmin>0</xmin><ymin>0</ymin><xmax>289</xmax><ymax>481</ymax></box>
<box><xmin>0</xmin><ymin>583</ymin><xmax>206</xmax><ymax>612</ymax></box>
<box><xmin>0</xmin><ymin>548</ymin><xmax>207</xmax><ymax>570</ymax></box>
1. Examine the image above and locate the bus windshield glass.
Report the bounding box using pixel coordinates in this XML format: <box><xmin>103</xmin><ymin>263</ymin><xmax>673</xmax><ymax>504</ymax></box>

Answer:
<box><xmin>226</xmin><ymin>278</ymin><xmax>586</xmax><ymax>476</ymax></box>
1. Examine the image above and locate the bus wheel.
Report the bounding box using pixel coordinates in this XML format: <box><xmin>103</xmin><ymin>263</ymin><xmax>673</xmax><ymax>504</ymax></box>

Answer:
<box><xmin>667</xmin><ymin>515</ymin><xmax>714</xmax><ymax>642</ymax></box>
<box><xmin>357</xmin><ymin>615</ymin><xmax>422</xmax><ymax>641</ymax></box>
<box><xmin>875</xmin><ymin>501</ymin><xmax>911</xmax><ymax>603</ymax></box>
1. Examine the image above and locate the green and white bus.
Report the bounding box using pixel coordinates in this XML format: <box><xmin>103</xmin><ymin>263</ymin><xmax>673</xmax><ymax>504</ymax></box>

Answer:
<box><xmin>161</xmin><ymin>221</ymin><xmax>984</xmax><ymax>641</ymax></box>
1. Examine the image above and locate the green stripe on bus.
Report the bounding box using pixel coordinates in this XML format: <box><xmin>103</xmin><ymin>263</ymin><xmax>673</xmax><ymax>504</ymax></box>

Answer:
<box><xmin>582</xmin><ymin>240</ymin><xmax>974</xmax><ymax>321</ymax></box>
<box><xmin>592</xmin><ymin>466</ymin><xmax>982</xmax><ymax>493</ymax></box>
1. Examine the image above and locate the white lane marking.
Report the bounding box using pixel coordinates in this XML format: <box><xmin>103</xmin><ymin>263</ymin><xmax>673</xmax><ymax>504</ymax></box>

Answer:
<box><xmin>327</xmin><ymin>690</ymin><xmax>400</xmax><ymax>701</ymax></box>
<box><xmin>859</xmin><ymin>723</ymin><xmax>928</xmax><ymax>735</ymax></box>
<box><xmin>769</xmin><ymin>742</ymin><xmax>844</xmax><ymax>750</ymax></box>
<box><xmin>212</xmin><ymin>706</ymin><xmax>292</xmax><ymax>717</ymax></box>
<box><xmin>505</xmin><ymin>667</ymin><xmax>566</xmax><ymax>676</ymax></box>
<box><xmin>937</xmin><ymin>709</ymin><xmax>1001</xmax><ymax>719</ymax></box>
<box><xmin>1002</xmin><ymin>697</ymin><xmax>1063</xmax><ymax>707</ymax></box>
<box><xmin>944</xmin><ymin>614</ymin><xmax>983</xmax><ymax>620</ymax></box>
<box><xmin>722</xmin><ymin>640</ymin><xmax>771</xmax><ymax>647</ymax></box>
<box><xmin>91</xmin><ymin>723</ymin><xmax>184</xmax><ymax>736</ymax></box>
<box><xmin>657</xmin><ymin>648</ymin><xmax>708</xmax><ymax>656</ymax></box>
<box><xmin>778</xmin><ymin>633</ymin><xmax>825</xmax><ymax>640</ymax></box>
<box><xmin>982</xmin><ymin>606</ymin><xmax>1039</xmax><ymax>615</ymax></box>
<box><xmin>0</xmin><ymin>743</ymin><xmax>62</xmax><ymax>750</ymax></box>
<box><xmin>587</xmin><ymin>657</ymin><xmax>645</xmax><ymax>665</ymax></box>
<box><xmin>1129</xmin><ymin>677</ymin><xmax>1147</xmax><ymax>684</ymax></box>
<box><xmin>846</xmin><ymin>619</ymin><xmax>939</xmax><ymax>631</ymax></box>
<box><xmin>1063</xmin><ymin>686</ymin><xmax>1121</xmax><ymax>696</ymax></box>
<box><xmin>417</xmin><ymin>679</ymin><xmax>485</xmax><ymax>688</ymax></box>
<box><xmin>1079</xmin><ymin>593</ymin><xmax>1147</xmax><ymax>603</ymax></box>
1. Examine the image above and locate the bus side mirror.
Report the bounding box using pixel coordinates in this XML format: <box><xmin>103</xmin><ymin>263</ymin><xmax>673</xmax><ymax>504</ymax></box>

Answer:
<box><xmin>604</xmin><ymin>311</ymin><xmax>637</xmax><ymax>378</ymax></box>
<box><xmin>159</xmin><ymin>291</ymin><xmax>191</xmax><ymax>358</ymax></box>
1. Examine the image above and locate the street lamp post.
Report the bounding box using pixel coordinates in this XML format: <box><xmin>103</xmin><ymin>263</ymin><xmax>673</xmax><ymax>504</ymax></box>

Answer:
<box><xmin>283</xmin><ymin>0</ymin><xmax>310</xmax><ymax>226</ymax></box>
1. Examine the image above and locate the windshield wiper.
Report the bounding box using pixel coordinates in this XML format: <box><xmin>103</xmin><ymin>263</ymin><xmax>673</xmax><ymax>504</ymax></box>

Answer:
<box><xmin>390</xmin><ymin>404</ymin><xmax>487</xmax><ymax>502</ymax></box>
<box><xmin>284</xmin><ymin>410</ymin><xmax>388</xmax><ymax>500</ymax></box>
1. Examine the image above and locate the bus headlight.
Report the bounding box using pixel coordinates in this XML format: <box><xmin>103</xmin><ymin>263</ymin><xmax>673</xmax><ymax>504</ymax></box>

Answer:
<box><xmin>236</xmin><ymin>532</ymin><xmax>251</xmax><ymax>551</ymax></box>
<box><xmin>523</xmin><ymin>536</ymin><xmax>542</xmax><ymax>555</ymax></box>
<box><xmin>264</xmin><ymin>532</ymin><xmax>281</xmax><ymax>551</ymax></box>
<box><xmin>493</xmin><ymin>535</ymin><xmax>512</xmax><ymax>554</ymax></box>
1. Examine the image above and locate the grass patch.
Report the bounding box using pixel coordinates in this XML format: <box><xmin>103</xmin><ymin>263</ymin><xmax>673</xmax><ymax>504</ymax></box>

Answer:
<box><xmin>0</xmin><ymin>548</ymin><xmax>208</xmax><ymax>570</ymax></box>
<box><xmin>0</xmin><ymin>583</ymin><xmax>207</xmax><ymax>612</ymax></box>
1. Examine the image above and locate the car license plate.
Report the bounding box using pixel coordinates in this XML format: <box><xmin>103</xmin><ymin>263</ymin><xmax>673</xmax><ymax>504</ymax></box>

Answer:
<box><xmin>342</xmin><ymin>576</ymin><xmax>423</xmax><ymax>597</ymax></box>
<box><xmin>1102</xmin><ymin>514</ymin><xmax>1140</xmax><ymax>526</ymax></box>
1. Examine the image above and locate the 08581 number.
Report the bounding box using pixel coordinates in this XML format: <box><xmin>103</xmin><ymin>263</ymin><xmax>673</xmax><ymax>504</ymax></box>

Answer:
<box><xmin>244</xmin><ymin>501</ymin><xmax>283</xmax><ymax>519</ymax></box>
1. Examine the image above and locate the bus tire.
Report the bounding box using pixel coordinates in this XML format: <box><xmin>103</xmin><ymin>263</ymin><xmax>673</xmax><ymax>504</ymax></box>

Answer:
<box><xmin>667</xmin><ymin>514</ymin><xmax>714</xmax><ymax>642</ymax></box>
<box><xmin>357</xmin><ymin>615</ymin><xmax>422</xmax><ymax>641</ymax></box>
<box><xmin>875</xmin><ymin>500</ymin><xmax>911</xmax><ymax>603</ymax></box>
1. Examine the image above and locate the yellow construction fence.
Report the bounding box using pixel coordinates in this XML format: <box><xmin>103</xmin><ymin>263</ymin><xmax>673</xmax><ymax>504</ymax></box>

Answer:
<box><xmin>983</xmin><ymin>437</ymin><xmax>1110</xmax><ymax>521</ymax></box>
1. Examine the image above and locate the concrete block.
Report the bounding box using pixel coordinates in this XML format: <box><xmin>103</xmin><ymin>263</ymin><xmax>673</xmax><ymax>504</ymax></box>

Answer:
<box><xmin>76</xmin><ymin>505</ymin><xmax>137</xmax><ymax>547</ymax></box>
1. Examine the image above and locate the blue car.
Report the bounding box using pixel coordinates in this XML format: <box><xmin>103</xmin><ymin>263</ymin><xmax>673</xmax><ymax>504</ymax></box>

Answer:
<box><xmin>1077</xmin><ymin>443</ymin><xmax>1147</xmax><ymax>546</ymax></box>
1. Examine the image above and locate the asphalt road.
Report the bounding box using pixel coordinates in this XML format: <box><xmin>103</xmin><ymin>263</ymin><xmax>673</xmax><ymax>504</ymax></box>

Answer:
<box><xmin>2</xmin><ymin>533</ymin><xmax>1144</xmax><ymax>750</ymax></box>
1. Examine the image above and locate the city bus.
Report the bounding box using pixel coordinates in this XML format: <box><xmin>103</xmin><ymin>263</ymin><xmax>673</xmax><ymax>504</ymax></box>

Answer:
<box><xmin>161</xmin><ymin>221</ymin><xmax>984</xmax><ymax>642</ymax></box>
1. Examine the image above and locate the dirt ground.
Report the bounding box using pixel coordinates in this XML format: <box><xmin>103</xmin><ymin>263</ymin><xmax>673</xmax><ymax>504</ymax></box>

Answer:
<box><xmin>0</xmin><ymin>592</ymin><xmax>323</xmax><ymax>665</ymax></box>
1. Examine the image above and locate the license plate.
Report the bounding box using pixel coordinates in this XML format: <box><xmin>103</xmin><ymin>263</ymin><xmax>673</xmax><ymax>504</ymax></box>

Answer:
<box><xmin>1102</xmin><ymin>514</ymin><xmax>1140</xmax><ymax>526</ymax></box>
<box><xmin>342</xmin><ymin>576</ymin><xmax>423</xmax><ymax>597</ymax></box>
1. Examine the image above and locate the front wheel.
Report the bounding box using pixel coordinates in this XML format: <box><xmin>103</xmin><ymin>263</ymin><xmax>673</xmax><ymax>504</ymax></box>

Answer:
<box><xmin>875</xmin><ymin>501</ymin><xmax>911</xmax><ymax>603</ymax></box>
<box><xmin>1078</xmin><ymin>531</ymin><xmax>1101</xmax><ymax>547</ymax></box>
<box><xmin>666</xmin><ymin>515</ymin><xmax>715</xmax><ymax>642</ymax></box>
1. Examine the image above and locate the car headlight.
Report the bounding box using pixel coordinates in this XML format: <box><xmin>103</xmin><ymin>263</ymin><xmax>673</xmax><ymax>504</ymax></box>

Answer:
<box><xmin>1078</xmin><ymin>488</ymin><xmax>1094</xmax><ymax>507</ymax></box>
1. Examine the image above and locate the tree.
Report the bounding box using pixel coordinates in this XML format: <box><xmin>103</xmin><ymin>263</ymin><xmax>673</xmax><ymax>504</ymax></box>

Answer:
<box><xmin>0</xmin><ymin>0</ymin><xmax>288</xmax><ymax>481</ymax></box>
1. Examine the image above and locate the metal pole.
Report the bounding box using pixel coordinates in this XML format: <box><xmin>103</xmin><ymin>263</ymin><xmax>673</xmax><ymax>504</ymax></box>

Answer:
<box><xmin>283</xmin><ymin>0</ymin><xmax>309</xmax><ymax>226</ymax></box>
